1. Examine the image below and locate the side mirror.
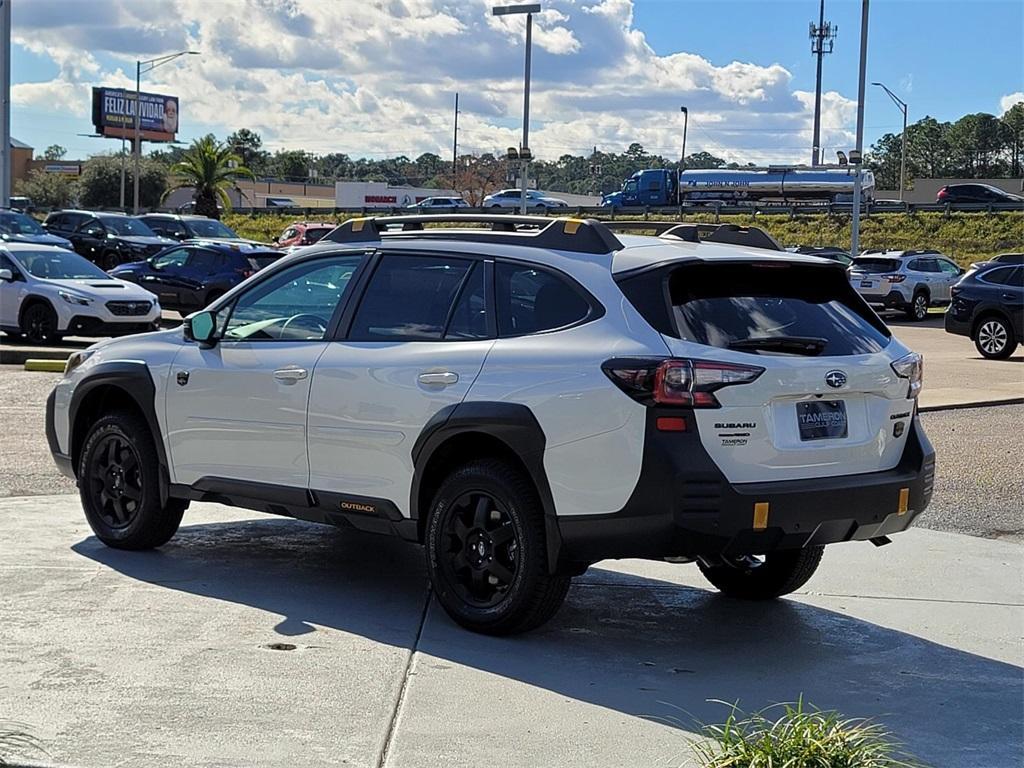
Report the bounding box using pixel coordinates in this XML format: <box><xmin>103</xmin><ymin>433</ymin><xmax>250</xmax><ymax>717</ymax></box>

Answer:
<box><xmin>184</xmin><ymin>310</ymin><xmax>217</xmax><ymax>347</ymax></box>
<box><xmin>0</xmin><ymin>268</ymin><xmax>12</xmax><ymax>282</ymax></box>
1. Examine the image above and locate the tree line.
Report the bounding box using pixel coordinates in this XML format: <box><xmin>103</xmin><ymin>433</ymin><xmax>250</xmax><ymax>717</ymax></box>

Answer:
<box><xmin>866</xmin><ymin>102</ymin><xmax>1024</xmax><ymax>189</ymax></box>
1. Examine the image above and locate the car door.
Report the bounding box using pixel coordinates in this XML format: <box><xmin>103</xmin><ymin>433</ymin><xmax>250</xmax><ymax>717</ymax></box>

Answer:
<box><xmin>139</xmin><ymin>247</ymin><xmax>191</xmax><ymax>307</ymax></box>
<box><xmin>936</xmin><ymin>258</ymin><xmax>962</xmax><ymax>301</ymax></box>
<box><xmin>73</xmin><ymin>218</ymin><xmax>106</xmax><ymax>261</ymax></box>
<box><xmin>306</xmin><ymin>252</ymin><xmax>494</xmax><ymax>511</ymax></box>
<box><xmin>175</xmin><ymin>248</ymin><xmax>220</xmax><ymax>309</ymax></box>
<box><xmin>164</xmin><ymin>252</ymin><xmax>367</xmax><ymax>488</ymax></box>
<box><xmin>0</xmin><ymin>253</ymin><xmax>24</xmax><ymax>328</ymax></box>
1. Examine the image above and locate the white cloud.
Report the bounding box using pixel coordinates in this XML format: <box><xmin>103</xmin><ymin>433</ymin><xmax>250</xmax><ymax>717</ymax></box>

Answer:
<box><xmin>11</xmin><ymin>0</ymin><xmax>860</xmax><ymax>165</ymax></box>
<box><xmin>1000</xmin><ymin>92</ymin><xmax>1024</xmax><ymax>113</ymax></box>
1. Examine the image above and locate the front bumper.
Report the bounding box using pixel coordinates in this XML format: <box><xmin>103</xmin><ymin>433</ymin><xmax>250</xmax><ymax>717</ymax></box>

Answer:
<box><xmin>45</xmin><ymin>388</ymin><xmax>75</xmax><ymax>480</ymax></box>
<box><xmin>63</xmin><ymin>315</ymin><xmax>161</xmax><ymax>337</ymax></box>
<box><xmin>557</xmin><ymin>408</ymin><xmax>935</xmax><ymax>562</ymax></box>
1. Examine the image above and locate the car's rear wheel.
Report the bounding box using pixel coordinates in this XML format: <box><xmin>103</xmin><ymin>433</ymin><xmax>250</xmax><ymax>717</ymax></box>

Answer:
<box><xmin>697</xmin><ymin>546</ymin><xmax>824</xmax><ymax>600</ymax></box>
<box><xmin>906</xmin><ymin>291</ymin><xmax>929</xmax><ymax>321</ymax></box>
<box><xmin>79</xmin><ymin>411</ymin><xmax>187</xmax><ymax>550</ymax></box>
<box><xmin>20</xmin><ymin>301</ymin><xmax>59</xmax><ymax>344</ymax></box>
<box><xmin>426</xmin><ymin>460</ymin><xmax>570</xmax><ymax>635</ymax></box>
<box><xmin>974</xmin><ymin>316</ymin><xmax>1016</xmax><ymax>359</ymax></box>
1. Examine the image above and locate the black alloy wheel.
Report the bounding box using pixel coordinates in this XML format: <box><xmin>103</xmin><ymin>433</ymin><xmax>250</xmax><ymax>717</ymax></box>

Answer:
<box><xmin>437</xmin><ymin>491</ymin><xmax>520</xmax><ymax>609</ymax></box>
<box><xmin>21</xmin><ymin>302</ymin><xmax>58</xmax><ymax>344</ymax></box>
<box><xmin>87</xmin><ymin>433</ymin><xmax>144</xmax><ymax>529</ymax></box>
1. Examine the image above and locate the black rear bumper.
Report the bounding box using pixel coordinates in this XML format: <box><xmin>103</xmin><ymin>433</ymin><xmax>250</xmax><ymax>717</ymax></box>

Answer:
<box><xmin>557</xmin><ymin>408</ymin><xmax>935</xmax><ymax>562</ymax></box>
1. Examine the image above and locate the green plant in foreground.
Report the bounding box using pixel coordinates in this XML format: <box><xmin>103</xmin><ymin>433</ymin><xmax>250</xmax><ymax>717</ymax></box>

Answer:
<box><xmin>0</xmin><ymin>720</ymin><xmax>46</xmax><ymax>766</ymax></box>
<box><xmin>689</xmin><ymin>699</ymin><xmax>927</xmax><ymax>768</ymax></box>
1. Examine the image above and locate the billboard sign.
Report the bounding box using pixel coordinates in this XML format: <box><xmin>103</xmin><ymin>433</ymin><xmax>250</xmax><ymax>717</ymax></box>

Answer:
<box><xmin>91</xmin><ymin>87</ymin><xmax>179</xmax><ymax>142</ymax></box>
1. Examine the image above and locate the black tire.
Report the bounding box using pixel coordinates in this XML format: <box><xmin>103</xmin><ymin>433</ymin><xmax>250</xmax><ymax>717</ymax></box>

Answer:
<box><xmin>78</xmin><ymin>410</ymin><xmax>187</xmax><ymax>550</ymax></box>
<box><xmin>20</xmin><ymin>301</ymin><xmax>59</xmax><ymax>344</ymax></box>
<box><xmin>697</xmin><ymin>546</ymin><xmax>824</xmax><ymax>600</ymax></box>
<box><xmin>425</xmin><ymin>460</ymin><xmax>571</xmax><ymax>635</ymax></box>
<box><xmin>100</xmin><ymin>250</ymin><xmax>121</xmax><ymax>271</ymax></box>
<box><xmin>974</xmin><ymin>315</ymin><xmax>1016</xmax><ymax>359</ymax></box>
<box><xmin>905</xmin><ymin>290</ymin><xmax>929</xmax><ymax>321</ymax></box>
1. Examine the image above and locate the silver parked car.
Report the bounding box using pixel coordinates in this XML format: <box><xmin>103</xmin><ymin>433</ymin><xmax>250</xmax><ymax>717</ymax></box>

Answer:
<box><xmin>483</xmin><ymin>188</ymin><xmax>569</xmax><ymax>210</ymax></box>
<box><xmin>849</xmin><ymin>250</ymin><xmax>963</xmax><ymax>321</ymax></box>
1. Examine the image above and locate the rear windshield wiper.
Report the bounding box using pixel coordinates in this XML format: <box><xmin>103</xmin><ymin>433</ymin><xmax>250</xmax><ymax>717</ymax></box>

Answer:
<box><xmin>727</xmin><ymin>336</ymin><xmax>829</xmax><ymax>356</ymax></box>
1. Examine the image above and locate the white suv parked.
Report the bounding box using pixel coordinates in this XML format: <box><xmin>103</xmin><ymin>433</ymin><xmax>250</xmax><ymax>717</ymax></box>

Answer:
<box><xmin>849</xmin><ymin>249</ymin><xmax>963</xmax><ymax>321</ymax></box>
<box><xmin>0</xmin><ymin>244</ymin><xmax>160</xmax><ymax>343</ymax></box>
<box><xmin>483</xmin><ymin>189</ymin><xmax>569</xmax><ymax>210</ymax></box>
<box><xmin>47</xmin><ymin>215</ymin><xmax>935</xmax><ymax>634</ymax></box>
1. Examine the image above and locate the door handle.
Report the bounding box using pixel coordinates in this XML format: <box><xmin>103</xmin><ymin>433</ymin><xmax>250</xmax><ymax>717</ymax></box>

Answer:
<box><xmin>418</xmin><ymin>371</ymin><xmax>459</xmax><ymax>387</ymax></box>
<box><xmin>273</xmin><ymin>366</ymin><xmax>308</xmax><ymax>383</ymax></box>
<box><xmin>1003</xmin><ymin>293</ymin><xmax>1016</xmax><ymax>301</ymax></box>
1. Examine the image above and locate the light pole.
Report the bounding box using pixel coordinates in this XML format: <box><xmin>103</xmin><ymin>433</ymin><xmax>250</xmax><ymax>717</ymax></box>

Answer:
<box><xmin>850</xmin><ymin>0</ymin><xmax>869</xmax><ymax>258</ymax></box>
<box><xmin>493</xmin><ymin>3</ymin><xmax>540</xmax><ymax>214</ymax></box>
<box><xmin>872</xmin><ymin>81</ymin><xmax>907</xmax><ymax>201</ymax></box>
<box><xmin>133</xmin><ymin>50</ymin><xmax>199</xmax><ymax>213</ymax></box>
<box><xmin>679</xmin><ymin>106</ymin><xmax>688</xmax><ymax>170</ymax></box>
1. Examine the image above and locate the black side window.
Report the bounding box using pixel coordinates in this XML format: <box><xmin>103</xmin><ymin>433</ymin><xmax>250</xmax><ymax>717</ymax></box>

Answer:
<box><xmin>496</xmin><ymin>262</ymin><xmax>593</xmax><ymax>335</ymax></box>
<box><xmin>445</xmin><ymin>262</ymin><xmax>488</xmax><ymax>339</ymax></box>
<box><xmin>981</xmin><ymin>266</ymin><xmax>1020</xmax><ymax>286</ymax></box>
<box><xmin>349</xmin><ymin>254</ymin><xmax>474</xmax><ymax>341</ymax></box>
<box><xmin>77</xmin><ymin>218</ymin><xmax>104</xmax><ymax>237</ymax></box>
<box><xmin>187</xmin><ymin>249</ymin><xmax>218</xmax><ymax>274</ymax></box>
<box><xmin>0</xmin><ymin>253</ymin><xmax>22</xmax><ymax>279</ymax></box>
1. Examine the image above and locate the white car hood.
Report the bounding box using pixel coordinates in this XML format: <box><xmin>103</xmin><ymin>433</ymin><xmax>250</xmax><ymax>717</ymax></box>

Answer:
<box><xmin>45</xmin><ymin>278</ymin><xmax>158</xmax><ymax>301</ymax></box>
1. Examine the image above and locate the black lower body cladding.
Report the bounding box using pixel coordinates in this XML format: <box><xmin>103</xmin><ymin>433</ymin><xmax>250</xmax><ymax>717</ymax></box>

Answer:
<box><xmin>557</xmin><ymin>408</ymin><xmax>935</xmax><ymax>563</ymax></box>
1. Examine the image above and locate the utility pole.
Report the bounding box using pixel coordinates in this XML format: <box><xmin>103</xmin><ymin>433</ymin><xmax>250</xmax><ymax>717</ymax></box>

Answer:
<box><xmin>679</xmin><ymin>106</ymin><xmax>688</xmax><ymax>169</ymax></box>
<box><xmin>0</xmin><ymin>0</ymin><xmax>10</xmax><ymax>208</ymax></box>
<box><xmin>872</xmin><ymin>82</ymin><xmax>908</xmax><ymax>201</ymax></box>
<box><xmin>850</xmin><ymin>0</ymin><xmax>869</xmax><ymax>258</ymax></box>
<box><xmin>452</xmin><ymin>92</ymin><xmax>459</xmax><ymax>190</ymax></box>
<box><xmin>809</xmin><ymin>0</ymin><xmax>837</xmax><ymax>166</ymax></box>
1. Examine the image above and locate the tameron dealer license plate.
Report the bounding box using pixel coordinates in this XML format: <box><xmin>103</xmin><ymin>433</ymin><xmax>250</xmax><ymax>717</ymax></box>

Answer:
<box><xmin>797</xmin><ymin>400</ymin><xmax>848</xmax><ymax>441</ymax></box>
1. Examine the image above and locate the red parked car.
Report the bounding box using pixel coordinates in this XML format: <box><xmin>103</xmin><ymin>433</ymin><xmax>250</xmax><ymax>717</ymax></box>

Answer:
<box><xmin>273</xmin><ymin>222</ymin><xmax>336</xmax><ymax>249</ymax></box>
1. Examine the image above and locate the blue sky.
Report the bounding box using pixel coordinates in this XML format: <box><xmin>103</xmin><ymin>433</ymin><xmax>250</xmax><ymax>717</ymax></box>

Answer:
<box><xmin>9</xmin><ymin>0</ymin><xmax>1024</xmax><ymax>165</ymax></box>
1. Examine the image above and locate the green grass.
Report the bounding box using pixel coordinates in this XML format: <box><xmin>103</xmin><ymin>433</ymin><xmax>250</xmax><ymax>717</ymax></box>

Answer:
<box><xmin>221</xmin><ymin>210</ymin><xmax>1023</xmax><ymax>268</ymax></box>
<box><xmin>688</xmin><ymin>700</ymin><xmax>926</xmax><ymax>768</ymax></box>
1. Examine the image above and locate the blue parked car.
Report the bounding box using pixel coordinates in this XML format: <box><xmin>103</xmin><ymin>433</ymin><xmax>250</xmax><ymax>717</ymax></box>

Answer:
<box><xmin>109</xmin><ymin>240</ymin><xmax>282</xmax><ymax>312</ymax></box>
<box><xmin>0</xmin><ymin>210</ymin><xmax>73</xmax><ymax>249</ymax></box>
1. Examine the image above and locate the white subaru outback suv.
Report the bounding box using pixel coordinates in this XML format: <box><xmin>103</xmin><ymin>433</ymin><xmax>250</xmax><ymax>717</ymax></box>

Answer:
<box><xmin>46</xmin><ymin>215</ymin><xmax>935</xmax><ymax>635</ymax></box>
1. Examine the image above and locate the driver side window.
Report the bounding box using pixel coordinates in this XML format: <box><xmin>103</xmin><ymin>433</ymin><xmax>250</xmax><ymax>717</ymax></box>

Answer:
<box><xmin>78</xmin><ymin>219</ymin><xmax>105</xmax><ymax>237</ymax></box>
<box><xmin>221</xmin><ymin>255</ymin><xmax>363</xmax><ymax>342</ymax></box>
<box><xmin>152</xmin><ymin>248</ymin><xmax>190</xmax><ymax>271</ymax></box>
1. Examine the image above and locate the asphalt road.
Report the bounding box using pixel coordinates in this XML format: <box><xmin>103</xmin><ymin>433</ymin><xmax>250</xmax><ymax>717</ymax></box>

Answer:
<box><xmin>0</xmin><ymin>364</ymin><xmax>1020</xmax><ymax>541</ymax></box>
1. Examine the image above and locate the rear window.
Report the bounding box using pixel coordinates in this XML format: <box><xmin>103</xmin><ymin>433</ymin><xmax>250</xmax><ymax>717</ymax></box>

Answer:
<box><xmin>247</xmin><ymin>252</ymin><xmax>283</xmax><ymax>270</ymax></box>
<box><xmin>852</xmin><ymin>258</ymin><xmax>900</xmax><ymax>273</ymax></box>
<box><xmin>619</xmin><ymin>263</ymin><xmax>889</xmax><ymax>357</ymax></box>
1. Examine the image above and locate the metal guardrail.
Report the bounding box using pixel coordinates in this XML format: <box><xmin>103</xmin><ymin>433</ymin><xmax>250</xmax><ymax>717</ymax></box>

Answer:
<box><xmin>217</xmin><ymin>201</ymin><xmax>1024</xmax><ymax>218</ymax></box>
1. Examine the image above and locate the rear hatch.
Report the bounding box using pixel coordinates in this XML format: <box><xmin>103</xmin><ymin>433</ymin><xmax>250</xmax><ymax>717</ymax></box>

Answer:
<box><xmin>618</xmin><ymin>259</ymin><xmax>917</xmax><ymax>484</ymax></box>
<box><xmin>849</xmin><ymin>256</ymin><xmax>902</xmax><ymax>298</ymax></box>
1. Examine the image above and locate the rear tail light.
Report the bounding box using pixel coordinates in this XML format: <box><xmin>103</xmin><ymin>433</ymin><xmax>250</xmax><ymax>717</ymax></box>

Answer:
<box><xmin>883</xmin><ymin>273</ymin><xmax>906</xmax><ymax>282</ymax></box>
<box><xmin>891</xmin><ymin>352</ymin><xmax>923</xmax><ymax>399</ymax></box>
<box><xmin>937</xmin><ymin>188</ymin><xmax>948</xmax><ymax>200</ymax></box>
<box><xmin>603</xmin><ymin>358</ymin><xmax>764</xmax><ymax>408</ymax></box>
<box><xmin>950</xmin><ymin>286</ymin><xmax>962</xmax><ymax>298</ymax></box>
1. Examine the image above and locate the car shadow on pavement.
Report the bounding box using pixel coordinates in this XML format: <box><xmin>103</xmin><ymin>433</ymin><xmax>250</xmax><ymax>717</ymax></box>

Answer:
<box><xmin>72</xmin><ymin>518</ymin><xmax>1022</xmax><ymax>768</ymax></box>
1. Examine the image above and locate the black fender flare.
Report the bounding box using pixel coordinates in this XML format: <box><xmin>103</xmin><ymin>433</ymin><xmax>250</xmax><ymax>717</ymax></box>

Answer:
<box><xmin>410</xmin><ymin>401</ymin><xmax>563</xmax><ymax>573</ymax></box>
<box><xmin>18</xmin><ymin>293</ymin><xmax>57</xmax><ymax>325</ymax></box>
<box><xmin>69</xmin><ymin>360</ymin><xmax>172</xmax><ymax>505</ymax></box>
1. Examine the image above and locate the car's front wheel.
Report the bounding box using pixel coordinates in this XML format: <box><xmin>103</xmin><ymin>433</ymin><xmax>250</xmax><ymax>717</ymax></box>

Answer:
<box><xmin>79</xmin><ymin>411</ymin><xmax>187</xmax><ymax>550</ymax></box>
<box><xmin>974</xmin><ymin>316</ymin><xmax>1016</xmax><ymax>359</ymax></box>
<box><xmin>425</xmin><ymin>460</ymin><xmax>570</xmax><ymax>635</ymax></box>
<box><xmin>697</xmin><ymin>546</ymin><xmax>824</xmax><ymax>599</ymax></box>
<box><xmin>20</xmin><ymin>301</ymin><xmax>60</xmax><ymax>344</ymax></box>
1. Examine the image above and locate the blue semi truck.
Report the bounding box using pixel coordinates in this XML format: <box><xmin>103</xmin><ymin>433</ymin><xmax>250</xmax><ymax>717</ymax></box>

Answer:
<box><xmin>601</xmin><ymin>167</ymin><xmax>875</xmax><ymax>207</ymax></box>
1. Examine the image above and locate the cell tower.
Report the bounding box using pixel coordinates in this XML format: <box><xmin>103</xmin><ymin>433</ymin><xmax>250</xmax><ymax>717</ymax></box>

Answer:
<box><xmin>809</xmin><ymin>0</ymin><xmax>838</xmax><ymax>166</ymax></box>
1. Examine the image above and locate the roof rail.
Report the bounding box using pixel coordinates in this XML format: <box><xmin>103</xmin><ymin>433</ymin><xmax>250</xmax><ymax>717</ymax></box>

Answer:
<box><xmin>659</xmin><ymin>223</ymin><xmax>783</xmax><ymax>251</ymax></box>
<box><xmin>320</xmin><ymin>214</ymin><xmax>624</xmax><ymax>255</ymax></box>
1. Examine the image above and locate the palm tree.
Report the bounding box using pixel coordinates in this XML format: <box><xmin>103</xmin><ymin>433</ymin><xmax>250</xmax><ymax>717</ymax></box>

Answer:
<box><xmin>163</xmin><ymin>135</ymin><xmax>254</xmax><ymax>219</ymax></box>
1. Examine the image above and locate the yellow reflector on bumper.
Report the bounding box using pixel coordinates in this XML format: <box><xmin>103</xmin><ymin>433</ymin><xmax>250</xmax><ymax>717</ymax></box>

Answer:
<box><xmin>898</xmin><ymin>488</ymin><xmax>910</xmax><ymax>515</ymax></box>
<box><xmin>753</xmin><ymin>502</ymin><xmax>769</xmax><ymax>530</ymax></box>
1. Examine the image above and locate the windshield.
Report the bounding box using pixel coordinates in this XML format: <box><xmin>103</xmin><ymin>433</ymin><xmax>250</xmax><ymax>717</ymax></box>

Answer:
<box><xmin>852</xmin><ymin>258</ymin><xmax>901</xmax><ymax>273</ymax></box>
<box><xmin>15</xmin><ymin>249</ymin><xmax>110</xmax><ymax>280</ymax></box>
<box><xmin>0</xmin><ymin>212</ymin><xmax>46</xmax><ymax>235</ymax></box>
<box><xmin>100</xmin><ymin>217</ymin><xmax>159</xmax><ymax>237</ymax></box>
<box><xmin>188</xmin><ymin>219</ymin><xmax>237</xmax><ymax>238</ymax></box>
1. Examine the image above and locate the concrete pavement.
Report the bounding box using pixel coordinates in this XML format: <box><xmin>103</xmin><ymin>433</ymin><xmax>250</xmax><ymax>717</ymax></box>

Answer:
<box><xmin>1</xmin><ymin>496</ymin><xmax>1020</xmax><ymax>768</ymax></box>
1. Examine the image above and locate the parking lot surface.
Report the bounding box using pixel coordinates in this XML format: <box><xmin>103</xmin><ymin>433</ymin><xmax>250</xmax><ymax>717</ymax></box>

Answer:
<box><xmin>0</xmin><ymin>496</ymin><xmax>1020</xmax><ymax>768</ymax></box>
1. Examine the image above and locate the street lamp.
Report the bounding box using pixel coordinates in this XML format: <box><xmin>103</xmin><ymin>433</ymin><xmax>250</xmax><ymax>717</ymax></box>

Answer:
<box><xmin>679</xmin><ymin>106</ymin><xmax>688</xmax><ymax>171</ymax></box>
<box><xmin>133</xmin><ymin>50</ymin><xmax>200</xmax><ymax>213</ymax></box>
<box><xmin>872</xmin><ymin>81</ymin><xmax>908</xmax><ymax>202</ymax></box>
<box><xmin>493</xmin><ymin>3</ymin><xmax>540</xmax><ymax>214</ymax></box>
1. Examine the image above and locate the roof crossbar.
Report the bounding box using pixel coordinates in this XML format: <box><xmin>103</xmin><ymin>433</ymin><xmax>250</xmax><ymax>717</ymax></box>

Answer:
<box><xmin>321</xmin><ymin>214</ymin><xmax>625</xmax><ymax>255</ymax></box>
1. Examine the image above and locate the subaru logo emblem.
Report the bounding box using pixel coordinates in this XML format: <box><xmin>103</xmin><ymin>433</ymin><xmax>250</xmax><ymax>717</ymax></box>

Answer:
<box><xmin>127</xmin><ymin>303</ymin><xmax>136</xmax><ymax>311</ymax></box>
<box><xmin>825</xmin><ymin>370</ymin><xmax>847</xmax><ymax>389</ymax></box>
